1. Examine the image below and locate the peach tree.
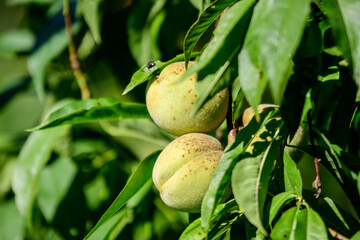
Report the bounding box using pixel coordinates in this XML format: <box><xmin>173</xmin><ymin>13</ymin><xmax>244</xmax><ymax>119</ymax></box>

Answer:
<box><xmin>1</xmin><ymin>0</ymin><xmax>360</xmax><ymax>239</ymax></box>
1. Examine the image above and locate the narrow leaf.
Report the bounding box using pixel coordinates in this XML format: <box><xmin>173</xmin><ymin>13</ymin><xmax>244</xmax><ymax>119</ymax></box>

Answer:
<box><xmin>238</xmin><ymin>0</ymin><xmax>310</xmax><ymax>108</ymax></box>
<box><xmin>303</xmin><ymin>190</ymin><xmax>360</xmax><ymax>237</ymax></box>
<box><xmin>81</xmin><ymin>0</ymin><xmax>102</xmax><ymax>44</ymax></box>
<box><xmin>180</xmin><ymin>199</ymin><xmax>237</xmax><ymax>240</ymax></box>
<box><xmin>268</xmin><ymin>192</ymin><xmax>298</xmax><ymax>228</ymax></box>
<box><xmin>84</xmin><ymin>151</ymin><xmax>160</xmax><ymax>239</ymax></box>
<box><xmin>12</xmin><ymin>125</ymin><xmax>70</xmax><ymax>229</ymax></box>
<box><xmin>231</xmin><ymin>117</ymin><xmax>284</xmax><ymax>236</ymax></box>
<box><xmin>283</xmin><ymin>151</ymin><xmax>303</xmax><ymax>195</ymax></box>
<box><xmin>29</xmin><ymin>98</ymin><xmax>149</xmax><ymax>131</ymax></box>
<box><xmin>358</xmin><ymin>172</ymin><xmax>360</xmax><ymax>198</ymax></box>
<box><xmin>180</xmin><ymin>0</ymin><xmax>255</xmax><ymax>83</ymax></box>
<box><xmin>315</xmin><ymin>0</ymin><xmax>360</xmax><ymax>88</ymax></box>
<box><xmin>201</xmin><ymin>110</ymin><xmax>279</xmax><ymax>232</ymax></box>
<box><xmin>184</xmin><ymin>0</ymin><xmax>237</xmax><ymax>67</ymax></box>
<box><xmin>122</xmin><ymin>52</ymin><xmax>200</xmax><ymax>95</ymax></box>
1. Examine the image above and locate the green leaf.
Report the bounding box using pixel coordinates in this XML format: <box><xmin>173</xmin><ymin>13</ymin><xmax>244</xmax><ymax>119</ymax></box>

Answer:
<box><xmin>232</xmin><ymin>118</ymin><xmax>284</xmax><ymax>236</ymax></box>
<box><xmin>268</xmin><ymin>192</ymin><xmax>298</xmax><ymax>228</ymax></box>
<box><xmin>305</xmin><ymin>208</ymin><xmax>329</xmax><ymax>240</ymax></box>
<box><xmin>283</xmin><ymin>151</ymin><xmax>303</xmax><ymax>195</ymax></box>
<box><xmin>201</xmin><ymin>110</ymin><xmax>279</xmax><ymax>232</ymax></box>
<box><xmin>180</xmin><ymin>0</ymin><xmax>255</xmax><ymax>83</ymax></box>
<box><xmin>84</xmin><ymin>151</ymin><xmax>160</xmax><ymax>239</ymax></box>
<box><xmin>183</xmin><ymin>0</ymin><xmax>237</xmax><ymax>67</ymax></box>
<box><xmin>11</xmin><ymin>125</ymin><xmax>70</xmax><ymax>229</ymax></box>
<box><xmin>358</xmin><ymin>172</ymin><xmax>360</xmax><ymax>198</ymax></box>
<box><xmin>303</xmin><ymin>190</ymin><xmax>360</xmax><ymax>237</ymax></box>
<box><xmin>0</xmin><ymin>29</ymin><xmax>35</xmax><ymax>56</ymax></box>
<box><xmin>0</xmin><ymin>200</ymin><xmax>24</xmax><ymax>240</ymax></box>
<box><xmin>316</xmin><ymin>130</ymin><xmax>360</xmax><ymax>211</ymax></box>
<box><xmin>270</xmin><ymin>207</ymin><xmax>328</xmax><ymax>240</ymax></box>
<box><xmin>127</xmin><ymin>0</ymin><xmax>166</xmax><ymax>66</ymax></box>
<box><xmin>122</xmin><ymin>52</ymin><xmax>200</xmax><ymax>95</ymax></box>
<box><xmin>87</xmin><ymin>209</ymin><xmax>128</xmax><ymax>240</ymax></box>
<box><xmin>270</xmin><ymin>206</ymin><xmax>298</xmax><ymax>240</ymax></box>
<box><xmin>37</xmin><ymin>156</ymin><xmax>77</xmax><ymax>222</ymax></box>
<box><xmin>191</xmin><ymin>55</ymin><xmax>234</xmax><ymax>116</ymax></box>
<box><xmin>314</xmin><ymin>0</ymin><xmax>360</xmax><ymax>89</ymax></box>
<box><xmin>231</xmin><ymin>83</ymin><xmax>245</xmax><ymax>123</ymax></box>
<box><xmin>80</xmin><ymin>0</ymin><xmax>102</xmax><ymax>44</ymax></box>
<box><xmin>28</xmin><ymin>21</ymin><xmax>81</xmax><ymax>100</ymax></box>
<box><xmin>351</xmin><ymin>231</ymin><xmax>360</xmax><ymax>240</ymax></box>
<box><xmin>180</xmin><ymin>199</ymin><xmax>237</xmax><ymax>240</ymax></box>
<box><xmin>29</xmin><ymin>98</ymin><xmax>150</xmax><ymax>131</ymax></box>
<box><xmin>238</xmin><ymin>0</ymin><xmax>310</xmax><ymax>108</ymax></box>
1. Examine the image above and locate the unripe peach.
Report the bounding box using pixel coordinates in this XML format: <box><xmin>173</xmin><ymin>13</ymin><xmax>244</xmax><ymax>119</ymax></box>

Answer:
<box><xmin>242</xmin><ymin>104</ymin><xmax>279</xmax><ymax>127</ymax></box>
<box><xmin>146</xmin><ymin>61</ymin><xmax>229</xmax><ymax>136</ymax></box>
<box><xmin>153</xmin><ymin>133</ymin><xmax>223</xmax><ymax>212</ymax></box>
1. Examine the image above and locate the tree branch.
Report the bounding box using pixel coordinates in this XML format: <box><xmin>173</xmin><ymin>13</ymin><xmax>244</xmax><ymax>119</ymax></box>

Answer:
<box><xmin>63</xmin><ymin>0</ymin><xmax>90</xmax><ymax>100</ymax></box>
<box><xmin>307</xmin><ymin>110</ymin><xmax>322</xmax><ymax>198</ymax></box>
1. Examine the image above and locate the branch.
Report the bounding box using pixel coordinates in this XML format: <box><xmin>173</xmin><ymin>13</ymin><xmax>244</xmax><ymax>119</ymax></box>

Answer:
<box><xmin>63</xmin><ymin>0</ymin><xmax>90</xmax><ymax>100</ymax></box>
<box><xmin>307</xmin><ymin>110</ymin><xmax>322</xmax><ymax>198</ymax></box>
<box><xmin>328</xmin><ymin>228</ymin><xmax>349</xmax><ymax>240</ymax></box>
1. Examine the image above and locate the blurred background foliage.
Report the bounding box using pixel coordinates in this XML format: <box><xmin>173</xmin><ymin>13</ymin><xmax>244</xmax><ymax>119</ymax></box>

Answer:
<box><xmin>0</xmin><ymin>0</ymin><xmax>206</xmax><ymax>239</ymax></box>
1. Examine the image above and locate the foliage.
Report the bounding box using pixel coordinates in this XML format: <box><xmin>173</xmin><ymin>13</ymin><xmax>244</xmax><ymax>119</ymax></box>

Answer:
<box><xmin>1</xmin><ymin>0</ymin><xmax>360</xmax><ymax>239</ymax></box>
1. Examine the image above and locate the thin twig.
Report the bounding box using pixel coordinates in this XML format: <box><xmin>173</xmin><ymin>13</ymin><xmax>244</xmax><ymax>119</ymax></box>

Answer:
<box><xmin>328</xmin><ymin>228</ymin><xmax>349</xmax><ymax>240</ymax></box>
<box><xmin>63</xmin><ymin>0</ymin><xmax>90</xmax><ymax>100</ymax></box>
<box><xmin>307</xmin><ymin>110</ymin><xmax>322</xmax><ymax>198</ymax></box>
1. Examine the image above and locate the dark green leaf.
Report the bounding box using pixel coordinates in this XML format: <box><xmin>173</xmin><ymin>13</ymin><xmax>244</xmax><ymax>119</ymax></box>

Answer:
<box><xmin>303</xmin><ymin>190</ymin><xmax>360</xmax><ymax>237</ymax></box>
<box><xmin>122</xmin><ymin>52</ymin><xmax>200</xmax><ymax>95</ymax></box>
<box><xmin>238</xmin><ymin>0</ymin><xmax>310</xmax><ymax>108</ymax></box>
<box><xmin>201</xmin><ymin>110</ymin><xmax>279</xmax><ymax>232</ymax></box>
<box><xmin>358</xmin><ymin>172</ymin><xmax>360</xmax><ymax>198</ymax></box>
<box><xmin>283</xmin><ymin>151</ymin><xmax>303</xmax><ymax>195</ymax></box>
<box><xmin>84</xmin><ymin>151</ymin><xmax>160</xmax><ymax>239</ymax></box>
<box><xmin>232</xmin><ymin>117</ymin><xmax>284</xmax><ymax>236</ymax></box>
<box><xmin>268</xmin><ymin>192</ymin><xmax>298</xmax><ymax>228</ymax></box>
<box><xmin>29</xmin><ymin>98</ymin><xmax>150</xmax><ymax>131</ymax></box>
<box><xmin>314</xmin><ymin>0</ymin><xmax>360</xmax><ymax>89</ymax></box>
<box><xmin>180</xmin><ymin>0</ymin><xmax>255</xmax><ymax>82</ymax></box>
<box><xmin>180</xmin><ymin>199</ymin><xmax>237</xmax><ymax>240</ymax></box>
<box><xmin>183</xmin><ymin>0</ymin><xmax>237</xmax><ymax>67</ymax></box>
<box><xmin>191</xmin><ymin>55</ymin><xmax>234</xmax><ymax>116</ymax></box>
<box><xmin>12</xmin><ymin>125</ymin><xmax>70</xmax><ymax>229</ymax></box>
<box><xmin>231</xmin><ymin>83</ymin><xmax>245</xmax><ymax>123</ymax></box>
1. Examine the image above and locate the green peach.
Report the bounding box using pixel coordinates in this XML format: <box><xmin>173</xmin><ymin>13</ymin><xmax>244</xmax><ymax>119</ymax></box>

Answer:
<box><xmin>153</xmin><ymin>133</ymin><xmax>223</xmax><ymax>212</ymax></box>
<box><xmin>242</xmin><ymin>104</ymin><xmax>279</xmax><ymax>127</ymax></box>
<box><xmin>146</xmin><ymin>61</ymin><xmax>229</xmax><ymax>136</ymax></box>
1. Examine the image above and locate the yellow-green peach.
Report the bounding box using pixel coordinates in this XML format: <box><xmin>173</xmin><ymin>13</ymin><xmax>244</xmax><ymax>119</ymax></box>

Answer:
<box><xmin>242</xmin><ymin>104</ymin><xmax>279</xmax><ymax>127</ymax></box>
<box><xmin>146</xmin><ymin>61</ymin><xmax>229</xmax><ymax>136</ymax></box>
<box><xmin>153</xmin><ymin>133</ymin><xmax>223</xmax><ymax>212</ymax></box>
